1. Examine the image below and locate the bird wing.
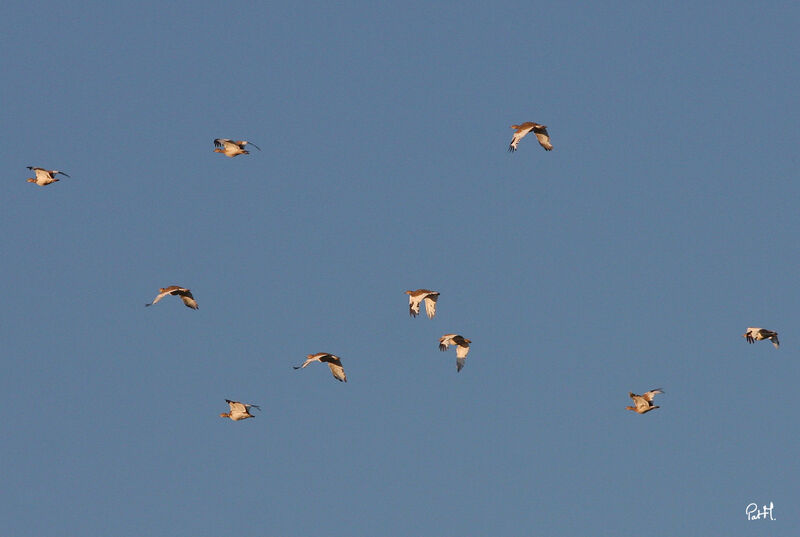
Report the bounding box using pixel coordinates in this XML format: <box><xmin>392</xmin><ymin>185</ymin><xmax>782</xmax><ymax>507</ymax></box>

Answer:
<box><xmin>214</xmin><ymin>138</ymin><xmax>239</xmax><ymax>151</ymax></box>
<box><xmin>294</xmin><ymin>353</ymin><xmax>323</xmax><ymax>370</ymax></box>
<box><xmin>423</xmin><ymin>294</ymin><xmax>438</xmax><ymax>319</ymax></box>
<box><xmin>630</xmin><ymin>395</ymin><xmax>649</xmax><ymax>411</ymax></box>
<box><xmin>642</xmin><ymin>389</ymin><xmax>663</xmax><ymax>402</ymax></box>
<box><xmin>508</xmin><ymin>125</ymin><xmax>533</xmax><ymax>152</ymax></box>
<box><xmin>408</xmin><ymin>294</ymin><xmax>422</xmax><ymax>317</ymax></box>
<box><xmin>439</xmin><ymin>334</ymin><xmax>455</xmax><ymax>351</ymax></box>
<box><xmin>227</xmin><ymin>400</ymin><xmax>247</xmax><ymax>413</ymax></box>
<box><xmin>146</xmin><ymin>290</ymin><xmax>170</xmax><ymax>307</ymax></box>
<box><xmin>35</xmin><ymin>168</ymin><xmax>54</xmax><ymax>181</ymax></box>
<box><xmin>317</xmin><ymin>354</ymin><xmax>346</xmax><ymax>382</ymax></box>
<box><xmin>769</xmin><ymin>334</ymin><xmax>780</xmax><ymax>348</ymax></box>
<box><xmin>293</xmin><ymin>358</ymin><xmax>310</xmax><ymax>369</ymax></box>
<box><xmin>455</xmin><ymin>342</ymin><xmax>470</xmax><ymax>359</ymax></box>
<box><xmin>243</xmin><ymin>141</ymin><xmax>261</xmax><ymax>151</ymax></box>
<box><xmin>179</xmin><ymin>295</ymin><xmax>199</xmax><ymax>309</ymax></box>
<box><xmin>326</xmin><ymin>360</ymin><xmax>347</xmax><ymax>382</ymax></box>
<box><xmin>456</xmin><ymin>356</ymin><xmax>466</xmax><ymax>372</ymax></box>
<box><xmin>533</xmin><ymin>125</ymin><xmax>553</xmax><ymax>151</ymax></box>
<box><xmin>173</xmin><ymin>288</ymin><xmax>198</xmax><ymax>309</ymax></box>
<box><xmin>744</xmin><ymin>327</ymin><xmax>757</xmax><ymax>343</ymax></box>
<box><xmin>54</xmin><ymin>170</ymin><xmax>70</xmax><ymax>178</ymax></box>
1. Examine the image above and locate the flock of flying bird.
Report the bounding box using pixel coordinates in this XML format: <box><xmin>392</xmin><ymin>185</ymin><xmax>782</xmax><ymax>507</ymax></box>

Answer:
<box><xmin>26</xmin><ymin>122</ymin><xmax>779</xmax><ymax>420</ymax></box>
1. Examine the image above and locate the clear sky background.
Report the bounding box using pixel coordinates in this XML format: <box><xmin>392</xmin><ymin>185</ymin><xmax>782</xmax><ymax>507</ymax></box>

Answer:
<box><xmin>2</xmin><ymin>1</ymin><xmax>798</xmax><ymax>535</ymax></box>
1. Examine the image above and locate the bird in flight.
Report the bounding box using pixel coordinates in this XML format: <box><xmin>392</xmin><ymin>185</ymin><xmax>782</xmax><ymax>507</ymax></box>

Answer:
<box><xmin>438</xmin><ymin>334</ymin><xmax>471</xmax><ymax>372</ymax></box>
<box><xmin>145</xmin><ymin>286</ymin><xmax>199</xmax><ymax>309</ymax></box>
<box><xmin>213</xmin><ymin>138</ymin><xmax>261</xmax><ymax>157</ymax></box>
<box><xmin>626</xmin><ymin>389</ymin><xmax>663</xmax><ymax>414</ymax></box>
<box><xmin>26</xmin><ymin>166</ymin><xmax>70</xmax><ymax>186</ymax></box>
<box><xmin>219</xmin><ymin>399</ymin><xmax>260</xmax><ymax>421</ymax></box>
<box><xmin>405</xmin><ymin>289</ymin><xmax>439</xmax><ymax>319</ymax></box>
<box><xmin>508</xmin><ymin>122</ymin><xmax>553</xmax><ymax>152</ymax></box>
<box><xmin>743</xmin><ymin>327</ymin><xmax>779</xmax><ymax>348</ymax></box>
<box><xmin>293</xmin><ymin>353</ymin><xmax>347</xmax><ymax>382</ymax></box>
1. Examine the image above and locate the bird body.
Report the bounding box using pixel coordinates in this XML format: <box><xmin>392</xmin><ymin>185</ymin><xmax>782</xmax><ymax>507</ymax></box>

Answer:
<box><xmin>743</xmin><ymin>327</ymin><xmax>779</xmax><ymax>348</ymax></box>
<box><xmin>213</xmin><ymin>138</ymin><xmax>261</xmax><ymax>157</ymax></box>
<box><xmin>294</xmin><ymin>353</ymin><xmax>347</xmax><ymax>382</ymax></box>
<box><xmin>26</xmin><ymin>166</ymin><xmax>70</xmax><ymax>186</ymax></box>
<box><xmin>405</xmin><ymin>289</ymin><xmax>439</xmax><ymax>318</ymax></box>
<box><xmin>508</xmin><ymin>122</ymin><xmax>552</xmax><ymax>152</ymax></box>
<box><xmin>626</xmin><ymin>389</ymin><xmax>663</xmax><ymax>414</ymax></box>
<box><xmin>145</xmin><ymin>286</ymin><xmax>198</xmax><ymax>309</ymax></box>
<box><xmin>438</xmin><ymin>334</ymin><xmax>471</xmax><ymax>372</ymax></box>
<box><xmin>220</xmin><ymin>399</ymin><xmax>260</xmax><ymax>421</ymax></box>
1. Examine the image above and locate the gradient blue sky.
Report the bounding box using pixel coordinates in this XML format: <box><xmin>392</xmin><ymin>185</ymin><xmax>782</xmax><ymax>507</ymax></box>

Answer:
<box><xmin>3</xmin><ymin>1</ymin><xmax>799</xmax><ymax>535</ymax></box>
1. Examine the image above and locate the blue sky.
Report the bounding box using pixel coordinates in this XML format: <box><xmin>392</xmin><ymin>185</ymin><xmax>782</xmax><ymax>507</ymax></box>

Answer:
<box><xmin>3</xmin><ymin>1</ymin><xmax>798</xmax><ymax>535</ymax></box>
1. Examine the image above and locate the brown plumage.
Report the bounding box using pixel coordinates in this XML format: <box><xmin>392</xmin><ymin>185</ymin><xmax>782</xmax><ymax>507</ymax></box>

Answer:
<box><xmin>626</xmin><ymin>389</ymin><xmax>663</xmax><ymax>414</ymax></box>
<box><xmin>293</xmin><ymin>353</ymin><xmax>347</xmax><ymax>382</ymax></box>
<box><xmin>219</xmin><ymin>399</ymin><xmax>260</xmax><ymax>421</ymax></box>
<box><xmin>213</xmin><ymin>138</ymin><xmax>261</xmax><ymax>157</ymax></box>
<box><xmin>145</xmin><ymin>286</ymin><xmax>199</xmax><ymax>309</ymax></box>
<box><xmin>405</xmin><ymin>289</ymin><xmax>439</xmax><ymax>318</ymax></box>
<box><xmin>438</xmin><ymin>334</ymin><xmax>471</xmax><ymax>372</ymax></box>
<box><xmin>508</xmin><ymin>122</ymin><xmax>552</xmax><ymax>152</ymax></box>
<box><xmin>743</xmin><ymin>327</ymin><xmax>779</xmax><ymax>349</ymax></box>
<box><xmin>26</xmin><ymin>166</ymin><xmax>70</xmax><ymax>186</ymax></box>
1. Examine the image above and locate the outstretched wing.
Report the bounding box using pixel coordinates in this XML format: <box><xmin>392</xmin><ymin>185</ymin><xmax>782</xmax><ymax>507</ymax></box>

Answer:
<box><xmin>320</xmin><ymin>354</ymin><xmax>347</xmax><ymax>382</ymax></box>
<box><xmin>408</xmin><ymin>295</ymin><xmax>421</xmax><ymax>317</ymax></box>
<box><xmin>423</xmin><ymin>294</ymin><xmax>438</xmax><ymax>319</ymax></box>
<box><xmin>173</xmin><ymin>288</ymin><xmax>198</xmax><ymax>309</ymax></box>
<box><xmin>769</xmin><ymin>333</ymin><xmax>780</xmax><ymax>348</ymax></box>
<box><xmin>533</xmin><ymin>125</ymin><xmax>553</xmax><ymax>151</ymax></box>
<box><xmin>145</xmin><ymin>290</ymin><xmax>170</xmax><ymax>307</ymax></box>
<box><xmin>508</xmin><ymin>125</ymin><xmax>533</xmax><ymax>152</ymax></box>
<box><xmin>641</xmin><ymin>389</ymin><xmax>663</xmax><ymax>402</ymax></box>
<box><xmin>327</xmin><ymin>361</ymin><xmax>347</xmax><ymax>382</ymax></box>
<box><xmin>214</xmin><ymin>138</ymin><xmax>238</xmax><ymax>151</ymax></box>
<box><xmin>226</xmin><ymin>400</ymin><xmax>247</xmax><ymax>413</ymax></box>
<box><xmin>293</xmin><ymin>357</ymin><xmax>312</xmax><ymax>370</ymax></box>
<box><xmin>179</xmin><ymin>295</ymin><xmax>198</xmax><ymax>309</ymax></box>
